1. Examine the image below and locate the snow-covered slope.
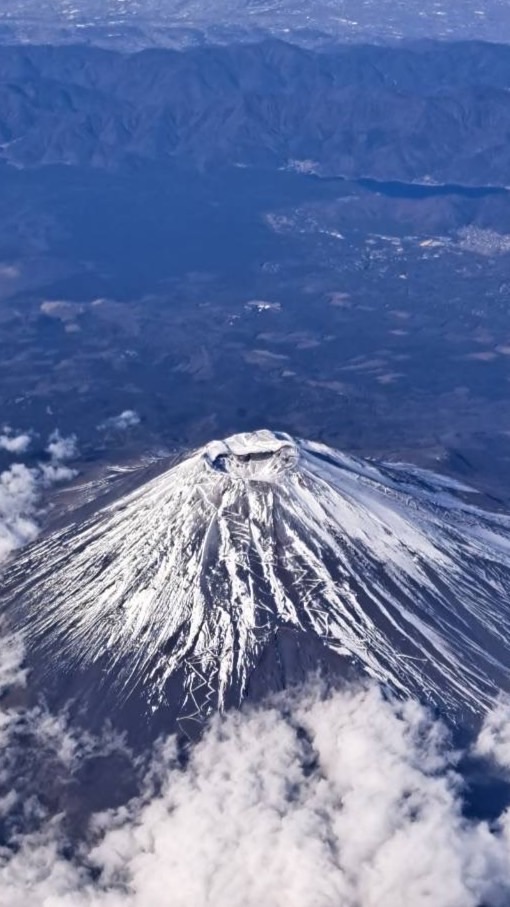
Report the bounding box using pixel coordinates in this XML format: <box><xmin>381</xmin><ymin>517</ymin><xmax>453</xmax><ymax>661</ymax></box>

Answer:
<box><xmin>4</xmin><ymin>430</ymin><xmax>510</xmax><ymax>731</ymax></box>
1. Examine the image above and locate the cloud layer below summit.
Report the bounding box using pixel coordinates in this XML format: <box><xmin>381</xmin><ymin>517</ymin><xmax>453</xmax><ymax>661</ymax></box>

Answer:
<box><xmin>1</xmin><ymin>660</ymin><xmax>510</xmax><ymax>907</ymax></box>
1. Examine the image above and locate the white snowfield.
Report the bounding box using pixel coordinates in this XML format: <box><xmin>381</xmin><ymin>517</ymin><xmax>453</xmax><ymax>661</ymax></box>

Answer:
<box><xmin>6</xmin><ymin>430</ymin><xmax>510</xmax><ymax>725</ymax></box>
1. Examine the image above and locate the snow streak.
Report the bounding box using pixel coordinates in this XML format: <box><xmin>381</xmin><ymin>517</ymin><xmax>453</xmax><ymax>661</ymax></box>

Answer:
<box><xmin>4</xmin><ymin>430</ymin><xmax>510</xmax><ymax>723</ymax></box>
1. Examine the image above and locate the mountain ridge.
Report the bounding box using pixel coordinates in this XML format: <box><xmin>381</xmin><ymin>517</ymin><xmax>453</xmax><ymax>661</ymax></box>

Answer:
<box><xmin>4</xmin><ymin>429</ymin><xmax>510</xmax><ymax>739</ymax></box>
<box><xmin>1</xmin><ymin>40</ymin><xmax>510</xmax><ymax>183</ymax></box>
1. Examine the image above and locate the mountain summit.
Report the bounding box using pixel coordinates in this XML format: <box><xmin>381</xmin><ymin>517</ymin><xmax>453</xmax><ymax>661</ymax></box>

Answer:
<box><xmin>5</xmin><ymin>430</ymin><xmax>510</xmax><ymax>736</ymax></box>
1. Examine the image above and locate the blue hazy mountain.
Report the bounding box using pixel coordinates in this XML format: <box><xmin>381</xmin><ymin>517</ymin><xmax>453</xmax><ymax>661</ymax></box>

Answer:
<box><xmin>0</xmin><ymin>41</ymin><xmax>510</xmax><ymax>185</ymax></box>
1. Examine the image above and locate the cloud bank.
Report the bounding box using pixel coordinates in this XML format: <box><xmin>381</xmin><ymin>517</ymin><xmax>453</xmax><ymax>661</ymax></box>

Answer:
<box><xmin>0</xmin><ymin>676</ymin><xmax>510</xmax><ymax>907</ymax></box>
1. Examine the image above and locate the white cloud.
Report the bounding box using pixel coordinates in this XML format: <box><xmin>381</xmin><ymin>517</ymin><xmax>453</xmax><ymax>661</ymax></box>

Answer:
<box><xmin>475</xmin><ymin>698</ymin><xmax>510</xmax><ymax>776</ymax></box>
<box><xmin>39</xmin><ymin>462</ymin><xmax>77</xmax><ymax>484</ymax></box>
<box><xmin>0</xmin><ymin>463</ymin><xmax>40</xmax><ymax>562</ymax></box>
<box><xmin>40</xmin><ymin>429</ymin><xmax>79</xmax><ymax>486</ymax></box>
<box><xmin>0</xmin><ymin>429</ymin><xmax>78</xmax><ymax>564</ymax></box>
<box><xmin>46</xmin><ymin>430</ymin><xmax>78</xmax><ymax>463</ymax></box>
<box><xmin>0</xmin><ymin>628</ymin><xmax>131</xmax><ymax>904</ymax></box>
<box><xmin>0</xmin><ymin>428</ymin><xmax>31</xmax><ymax>455</ymax></box>
<box><xmin>99</xmin><ymin>410</ymin><xmax>141</xmax><ymax>431</ymax></box>
<box><xmin>0</xmin><ymin>684</ymin><xmax>510</xmax><ymax>907</ymax></box>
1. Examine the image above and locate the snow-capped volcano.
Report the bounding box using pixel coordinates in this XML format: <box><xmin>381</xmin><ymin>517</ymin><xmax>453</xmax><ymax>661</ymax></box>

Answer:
<box><xmin>4</xmin><ymin>429</ymin><xmax>510</xmax><ymax>734</ymax></box>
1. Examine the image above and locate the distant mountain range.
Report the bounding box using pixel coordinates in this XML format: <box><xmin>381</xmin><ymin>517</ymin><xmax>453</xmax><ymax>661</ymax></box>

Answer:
<box><xmin>1</xmin><ymin>40</ymin><xmax>510</xmax><ymax>184</ymax></box>
<box><xmin>1</xmin><ymin>0</ymin><xmax>510</xmax><ymax>49</ymax></box>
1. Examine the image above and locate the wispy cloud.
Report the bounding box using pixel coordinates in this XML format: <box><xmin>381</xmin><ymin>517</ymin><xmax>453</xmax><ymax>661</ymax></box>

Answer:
<box><xmin>99</xmin><ymin>410</ymin><xmax>141</xmax><ymax>431</ymax></box>
<box><xmin>0</xmin><ymin>623</ymin><xmax>27</xmax><ymax>693</ymax></box>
